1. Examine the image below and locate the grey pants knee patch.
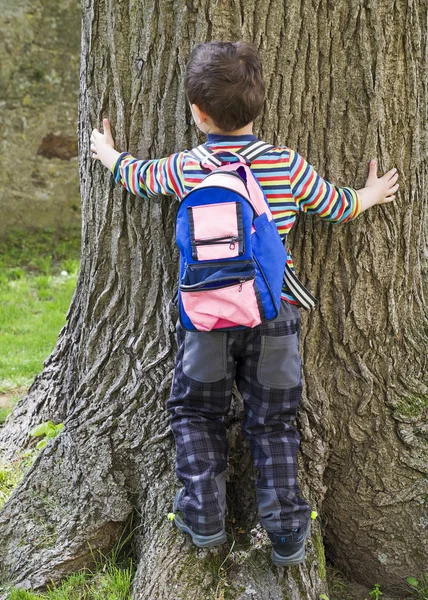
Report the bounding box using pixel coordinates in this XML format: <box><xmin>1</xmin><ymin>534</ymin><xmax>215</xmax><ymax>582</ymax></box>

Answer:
<box><xmin>182</xmin><ymin>331</ymin><xmax>227</xmax><ymax>383</ymax></box>
<box><xmin>257</xmin><ymin>332</ymin><xmax>301</xmax><ymax>389</ymax></box>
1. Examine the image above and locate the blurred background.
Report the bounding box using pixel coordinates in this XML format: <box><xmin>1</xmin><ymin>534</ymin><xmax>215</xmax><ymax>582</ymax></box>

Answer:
<box><xmin>0</xmin><ymin>0</ymin><xmax>81</xmax><ymax>419</ymax></box>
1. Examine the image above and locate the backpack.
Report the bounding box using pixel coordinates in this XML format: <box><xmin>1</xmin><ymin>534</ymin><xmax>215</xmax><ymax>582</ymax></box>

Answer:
<box><xmin>175</xmin><ymin>140</ymin><xmax>288</xmax><ymax>332</ymax></box>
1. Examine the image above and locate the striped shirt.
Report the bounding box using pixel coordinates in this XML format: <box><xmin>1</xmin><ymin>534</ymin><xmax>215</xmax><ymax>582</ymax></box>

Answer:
<box><xmin>112</xmin><ymin>133</ymin><xmax>361</xmax><ymax>305</ymax></box>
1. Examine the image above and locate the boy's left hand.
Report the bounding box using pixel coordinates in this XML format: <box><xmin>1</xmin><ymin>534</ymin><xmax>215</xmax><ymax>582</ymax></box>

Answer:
<box><xmin>364</xmin><ymin>159</ymin><xmax>399</xmax><ymax>205</ymax></box>
<box><xmin>357</xmin><ymin>159</ymin><xmax>399</xmax><ymax>214</ymax></box>
<box><xmin>91</xmin><ymin>119</ymin><xmax>115</xmax><ymax>160</ymax></box>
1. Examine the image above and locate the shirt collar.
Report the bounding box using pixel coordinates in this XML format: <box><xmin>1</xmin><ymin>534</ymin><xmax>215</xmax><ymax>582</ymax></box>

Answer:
<box><xmin>206</xmin><ymin>133</ymin><xmax>259</xmax><ymax>143</ymax></box>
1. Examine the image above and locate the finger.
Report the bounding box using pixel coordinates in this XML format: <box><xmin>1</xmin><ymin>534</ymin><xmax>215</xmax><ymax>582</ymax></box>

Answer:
<box><xmin>368</xmin><ymin>158</ymin><xmax>378</xmax><ymax>179</ymax></box>
<box><xmin>387</xmin><ymin>172</ymin><xmax>399</xmax><ymax>185</ymax></box>
<box><xmin>384</xmin><ymin>167</ymin><xmax>397</xmax><ymax>180</ymax></box>
<box><xmin>382</xmin><ymin>195</ymin><xmax>395</xmax><ymax>203</ymax></box>
<box><xmin>91</xmin><ymin>130</ymin><xmax>101</xmax><ymax>143</ymax></box>
<box><xmin>91</xmin><ymin>153</ymin><xmax>99</xmax><ymax>160</ymax></box>
<box><xmin>385</xmin><ymin>183</ymin><xmax>399</xmax><ymax>196</ymax></box>
<box><xmin>103</xmin><ymin>118</ymin><xmax>114</xmax><ymax>145</ymax></box>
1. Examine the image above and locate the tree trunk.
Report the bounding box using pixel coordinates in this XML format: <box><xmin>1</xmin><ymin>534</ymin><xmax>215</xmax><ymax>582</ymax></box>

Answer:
<box><xmin>290</xmin><ymin>0</ymin><xmax>428</xmax><ymax>590</ymax></box>
<box><xmin>0</xmin><ymin>0</ymin><xmax>426</xmax><ymax>598</ymax></box>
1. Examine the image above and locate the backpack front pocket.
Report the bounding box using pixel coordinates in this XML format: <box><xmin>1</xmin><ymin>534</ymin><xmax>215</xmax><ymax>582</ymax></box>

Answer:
<box><xmin>188</xmin><ymin>202</ymin><xmax>244</xmax><ymax>260</ymax></box>
<box><xmin>180</xmin><ymin>261</ymin><xmax>261</xmax><ymax>331</ymax></box>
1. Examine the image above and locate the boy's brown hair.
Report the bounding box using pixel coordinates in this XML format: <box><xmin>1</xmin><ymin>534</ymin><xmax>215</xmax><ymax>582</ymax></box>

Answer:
<box><xmin>185</xmin><ymin>41</ymin><xmax>265</xmax><ymax>132</ymax></box>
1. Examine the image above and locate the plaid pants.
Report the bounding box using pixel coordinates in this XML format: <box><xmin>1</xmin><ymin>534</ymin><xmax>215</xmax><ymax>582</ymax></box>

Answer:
<box><xmin>167</xmin><ymin>300</ymin><xmax>311</xmax><ymax>536</ymax></box>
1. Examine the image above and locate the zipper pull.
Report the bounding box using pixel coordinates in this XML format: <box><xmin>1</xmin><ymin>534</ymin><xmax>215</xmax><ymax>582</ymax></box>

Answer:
<box><xmin>238</xmin><ymin>278</ymin><xmax>245</xmax><ymax>292</ymax></box>
<box><xmin>229</xmin><ymin>236</ymin><xmax>239</xmax><ymax>250</ymax></box>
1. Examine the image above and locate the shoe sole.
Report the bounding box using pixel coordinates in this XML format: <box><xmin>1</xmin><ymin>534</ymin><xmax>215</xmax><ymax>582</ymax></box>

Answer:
<box><xmin>173</xmin><ymin>491</ymin><xmax>227</xmax><ymax>548</ymax></box>
<box><xmin>174</xmin><ymin>514</ymin><xmax>227</xmax><ymax>548</ymax></box>
<box><xmin>271</xmin><ymin>521</ymin><xmax>311</xmax><ymax>567</ymax></box>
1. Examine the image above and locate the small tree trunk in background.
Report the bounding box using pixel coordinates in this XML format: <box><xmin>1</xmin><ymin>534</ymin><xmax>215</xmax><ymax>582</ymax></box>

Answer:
<box><xmin>0</xmin><ymin>0</ymin><xmax>426</xmax><ymax>598</ymax></box>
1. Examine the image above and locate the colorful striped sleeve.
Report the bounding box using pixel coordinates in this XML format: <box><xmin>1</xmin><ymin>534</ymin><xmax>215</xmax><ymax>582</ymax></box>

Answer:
<box><xmin>288</xmin><ymin>150</ymin><xmax>361</xmax><ymax>222</ymax></box>
<box><xmin>111</xmin><ymin>151</ymin><xmax>186</xmax><ymax>199</ymax></box>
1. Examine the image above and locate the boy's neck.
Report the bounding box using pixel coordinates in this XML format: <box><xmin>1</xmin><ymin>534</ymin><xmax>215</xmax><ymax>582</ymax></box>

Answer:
<box><xmin>206</xmin><ymin>123</ymin><xmax>254</xmax><ymax>136</ymax></box>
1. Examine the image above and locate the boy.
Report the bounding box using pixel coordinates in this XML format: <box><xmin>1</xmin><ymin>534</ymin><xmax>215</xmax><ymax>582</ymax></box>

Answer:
<box><xmin>91</xmin><ymin>41</ymin><xmax>398</xmax><ymax>566</ymax></box>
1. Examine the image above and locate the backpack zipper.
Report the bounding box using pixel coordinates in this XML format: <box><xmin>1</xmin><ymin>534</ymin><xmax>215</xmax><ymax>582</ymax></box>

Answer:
<box><xmin>193</xmin><ymin>235</ymin><xmax>240</xmax><ymax>250</ymax></box>
<box><xmin>180</xmin><ymin>275</ymin><xmax>253</xmax><ymax>292</ymax></box>
<box><xmin>185</xmin><ymin>259</ymin><xmax>252</xmax><ymax>269</ymax></box>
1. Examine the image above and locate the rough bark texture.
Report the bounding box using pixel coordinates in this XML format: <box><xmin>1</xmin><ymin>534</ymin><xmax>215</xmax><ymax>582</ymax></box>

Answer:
<box><xmin>0</xmin><ymin>0</ymin><xmax>426</xmax><ymax>599</ymax></box>
<box><xmin>291</xmin><ymin>1</ymin><xmax>428</xmax><ymax>590</ymax></box>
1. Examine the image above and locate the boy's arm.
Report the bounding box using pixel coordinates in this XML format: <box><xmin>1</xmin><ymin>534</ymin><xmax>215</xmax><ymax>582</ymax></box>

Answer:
<box><xmin>288</xmin><ymin>150</ymin><xmax>398</xmax><ymax>222</ymax></box>
<box><xmin>91</xmin><ymin>119</ymin><xmax>185</xmax><ymax>199</ymax></box>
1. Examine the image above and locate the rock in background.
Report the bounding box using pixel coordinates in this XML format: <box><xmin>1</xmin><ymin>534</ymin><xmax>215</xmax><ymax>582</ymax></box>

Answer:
<box><xmin>0</xmin><ymin>0</ymin><xmax>81</xmax><ymax>235</ymax></box>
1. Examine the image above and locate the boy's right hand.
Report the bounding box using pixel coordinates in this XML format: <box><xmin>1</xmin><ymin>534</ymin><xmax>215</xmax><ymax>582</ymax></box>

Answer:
<box><xmin>90</xmin><ymin>119</ymin><xmax>120</xmax><ymax>171</ymax></box>
<box><xmin>91</xmin><ymin>119</ymin><xmax>115</xmax><ymax>158</ymax></box>
<box><xmin>357</xmin><ymin>159</ymin><xmax>399</xmax><ymax>213</ymax></box>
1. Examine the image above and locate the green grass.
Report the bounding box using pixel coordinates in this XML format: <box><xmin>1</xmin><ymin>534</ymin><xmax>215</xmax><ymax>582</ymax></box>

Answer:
<box><xmin>7</xmin><ymin>564</ymin><xmax>134</xmax><ymax>599</ymax></box>
<box><xmin>406</xmin><ymin>574</ymin><xmax>428</xmax><ymax>599</ymax></box>
<box><xmin>6</xmin><ymin>540</ymin><xmax>135</xmax><ymax>599</ymax></box>
<box><xmin>0</xmin><ymin>228</ymin><xmax>81</xmax><ymax>273</ymax></box>
<box><xmin>0</xmin><ymin>450</ymin><xmax>38</xmax><ymax>509</ymax></box>
<box><xmin>325</xmin><ymin>566</ymin><xmax>351</xmax><ymax>600</ymax></box>
<box><xmin>0</xmin><ymin>228</ymin><xmax>80</xmax><ymax>395</ymax></box>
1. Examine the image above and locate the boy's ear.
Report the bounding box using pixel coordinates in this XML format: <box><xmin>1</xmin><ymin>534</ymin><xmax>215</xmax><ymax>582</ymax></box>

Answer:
<box><xmin>191</xmin><ymin>103</ymin><xmax>208</xmax><ymax>125</ymax></box>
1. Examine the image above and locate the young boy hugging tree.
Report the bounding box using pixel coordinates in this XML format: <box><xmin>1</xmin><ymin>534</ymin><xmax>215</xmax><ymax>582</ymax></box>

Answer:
<box><xmin>91</xmin><ymin>41</ymin><xmax>398</xmax><ymax>566</ymax></box>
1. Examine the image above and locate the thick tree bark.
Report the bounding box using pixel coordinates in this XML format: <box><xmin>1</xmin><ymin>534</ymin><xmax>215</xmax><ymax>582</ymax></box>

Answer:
<box><xmin>0</xmin><ymin>0</ymin><xmax>426</xmax><ymax>598</ymax></box>
<box><xmin>290</xmin><ymin>0</ymin><xmax>428</xmax><ymax>590</ymax></box>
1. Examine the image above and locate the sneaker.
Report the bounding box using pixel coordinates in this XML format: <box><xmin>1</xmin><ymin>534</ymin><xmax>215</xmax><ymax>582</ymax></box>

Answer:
<box><xmin>171</xmin><ymin>491</ymin><xmax>227</xmax><ymax>549</ymax></box>
<box><xmin>268</xmin><ymin>521</ymin><xmax>311</xmax><ymax>566</ymax></box>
